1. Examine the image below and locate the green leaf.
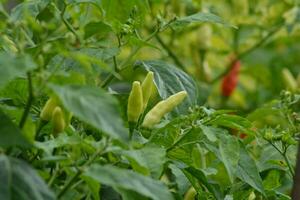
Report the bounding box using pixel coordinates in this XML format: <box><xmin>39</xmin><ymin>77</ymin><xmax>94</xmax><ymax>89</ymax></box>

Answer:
<box><xmin>218</xmin><ymin>133</ymin><xmax>240</xmax><ymax>183</ymax></box>
<box><xmin>182</xmin><ymin>167</ymin><xmax>223</xmax><ymax>200</ymax></box>
<box><xmin>47</xmin><ymin>48</ymin><xmax>119</xmax><ymax>73</ymax></box>
<box><xmin>0</xmin><ymin>155</ymin><xmax>55</xmax><ymax>200</ymax></box>
<box><xmin>10</xmin><ymin>0</ymin><xmax>50</xmax><ymax>21</ymax></box>
<box><xmin>0</xmin><ymin>52</ymin><xmax>36</xmax><ymax>88</ymax></box>
<box><xmin>199</xmin><ymin>125</ymin><xmax>217</xmax><ymax>142</ymax></box>
<box><xmin>0</xmin><ymin>155</ymin><xmax>10</xmax><ymax>200</ymax></box>
<box><xmin>50</xmin><ymin>84</ymin><xmax>128</xmax><ymax>141</ymax></box>
<box><xmin>121</xmin><ymin>145</ymin><xmax>166</xmax><ymax>179</ymax></box>
<box><xmin>135</xmin><ymin>60</ymin><xmax>197</xmax><ymax>115</ymax></box>
<box><xmin>209</xmin><ymin>114</ymin><xmax>254</xmax><ymax>136</ymax></box>
<box><xmin>84</xmin><ymin>164</ymin><xmax>173</xmax><ymax>200</ymax></box>
<box><xmin>101</xmin><ymin>0</ymin><xmax>148</xmax><ymax>22</ymax></box>
<box><xmin>172</xmin><ymin>12</ymin><xmax>236</xmax><ymax>28</ymax></box>
<box><xmin>84</xmin><ymin>21</ymin><xmax>112</xmax><ymax>39</ymax></box>
<box><xmin>0</xmin><ymin>109</ymin><xmax>31</xmax><ymax>148</ymax></box>
<box><xmin>236</xmin><ymin>143</ymin><xmax>265</xmax><ymax>195</ymax></box>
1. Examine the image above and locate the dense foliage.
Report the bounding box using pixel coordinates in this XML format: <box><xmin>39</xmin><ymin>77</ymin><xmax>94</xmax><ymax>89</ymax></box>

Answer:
<box><xmin>1</xmin><ymin>0</ymin><xmax>300</xmax><ymax>199</ymax></box>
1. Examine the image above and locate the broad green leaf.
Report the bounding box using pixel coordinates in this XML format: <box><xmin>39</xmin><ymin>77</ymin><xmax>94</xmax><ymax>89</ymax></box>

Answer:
<box><xmin>209</xmin><ymin>114</ymin><xmax>255</xmax><ymax>136</ymax></box>
<box><xmin>0</xmin><ymin>52</ymin><xmax>36</xmax><ymax>88</ymax></box>
<box><xmin>10</xmin><ymin>0</ymin><xmax>50</xmax><ymax>21</ymax></box>
<box><xmin>236</xmin><ymin>143</ymin><xmax>265</xmax><ymax>195</ymax></box>
<box><xmin>199</xmin><ymin>125</ymin><xmax>217</xmax><ymax>142</ymax></box>
<box><xmin>84</xmin><ymin>164</ymin><xmax>173</xmax><ymax>200</ymax></box>
<box><xmin>84</xmin><ymin>21</ymin><xmax>112</xmax><ymax>39</ymax></box>
<box><xmin>218</xmin><ymin>134</ymin><xmax>240</xmax><ymax>183</ymax></box>
<box><xmin>121</xmin><ymin>145</ymin><xmax>166</xmax><ymax>178</ymax></box>
<box><xmin>135</xmin><ymin>60</ymin><xmax>197</xmax><ymax>115</ymax></box>
<box><xmin>50</xmin><ymin>84</ymin><xmax>128</xmax><ymax>141</ymax></box>
<box><xmin>0</xmin><ymin>155</ymin><xmax>55</xmax><ymax>200</ymax></box>
<box><xmin>47</xmin><ymin>48</ymin><xmax>119</xmax><ymax>73</ymax></box>
<box><xmin>172</xmin><ymin>12</ymin><xmax>236</xmax><ymax>28</ymax></box>
<box><xmin>0</xmin><ymin>109</ymin><xmax>31</xmax><ymax>148</ymax></box>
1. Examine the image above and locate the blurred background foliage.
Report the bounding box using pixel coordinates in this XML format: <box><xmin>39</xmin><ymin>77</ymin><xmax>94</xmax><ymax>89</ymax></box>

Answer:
<box><xmin>1</xmin><ymin>0</ymin><xmax>300</xmax><ymax>112</ymax></box>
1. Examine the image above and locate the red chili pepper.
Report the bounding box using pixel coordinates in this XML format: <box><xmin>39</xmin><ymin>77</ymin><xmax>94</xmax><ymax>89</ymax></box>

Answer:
<box><xmin>221</xmin><ymin>59</ymin><xmax>241</xmax><ymax>97</ymax></box>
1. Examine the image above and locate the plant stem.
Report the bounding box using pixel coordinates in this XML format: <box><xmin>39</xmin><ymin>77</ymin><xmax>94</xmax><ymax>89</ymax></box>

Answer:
<box><xmin>19</xmin><ymin>72</ymin><xmax>34</xmax><ymax>129</ymax></box>
<box><xmin>292</xmin><ymin>144</ymin><xmax>300</xmax><ymax>199</ymax></box>
<box><xmin>57</xmin><ymin>142</ymin><xmax>108</xmax><ymax>199</ymax></box>
<box><xmin>155</xmin><ymin>34</ymin><xmax>187</xmax><ymax>72</ymax></box>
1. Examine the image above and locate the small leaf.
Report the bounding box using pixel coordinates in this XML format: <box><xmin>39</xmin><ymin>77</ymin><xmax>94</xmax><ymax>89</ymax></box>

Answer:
<box><xmin>84</xmin><ymin>164</ymin><xmax>173</xmax><ymax>200</ymax></box>
<box><xmin>50</xmin><ymin>84</ymin><xmax>128</xmax><ymax>141</ymax></box>
<box><xmin>172</xmin><ymin>12</ymin><xmax>236</xmax><ymax>28</ymax></box>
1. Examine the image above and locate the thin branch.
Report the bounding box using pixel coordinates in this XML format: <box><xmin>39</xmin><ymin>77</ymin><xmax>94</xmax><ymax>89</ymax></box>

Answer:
<box><xmin>57</xmin><ymin>140</ymin><xmax>108</xmax><ymax>199</ymax></box>
<box><xmin>210</xmin><ymin>24</ymin><xmax>283</xmax><ymax>84</ymax></box>
<box><xmin>155</xmin><ymin>34</ymin><xmax>187</xmax><ymax>72</ymax></box>
<box><xmin>19</xmin><ymin>72</ymin><xmax>34</xmax><ymax>129</ymax></box>
<box><xmin>292</xmin><ymin>144</ymin><xmax>300</xmax><ymax>199</ymax></box>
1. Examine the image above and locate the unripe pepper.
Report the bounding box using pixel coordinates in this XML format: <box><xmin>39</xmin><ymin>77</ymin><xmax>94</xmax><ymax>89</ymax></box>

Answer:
<box><xmin>40</xmin><ymin>97</ymin><xmax>58</xmax><ymax>121</ymax></box>
<box><xmin>184</xmin><ymin>187</ymin><xmax>197</xmax><ymax>200</ymax></box>
<box><xmin>142</xmin><ymin>91</ymin><xmax>187</xmax><ymax>128</ymax></box>
<box><xmin>282</xmin><ymin>68</ymin><xmax>297</xmax><ymax>92</ymax></box>
<box><xmin>52</xmin><ymin>106</ymin><xmax>66</xmax><ymax>136</ymax></box>
<box><xmin>127</xmin><ymin>81</ymin><xmax>143</xmax><ymax>122</ymax></box>
<box><xmin>221</xmin><ymin>59</ymin><xmax>241</xmax><ymax>97</ymax></box>
<box><xmin>142</xmin><ymin>71</ymin><xmax>154</xmax><ymax>110</ymax></box>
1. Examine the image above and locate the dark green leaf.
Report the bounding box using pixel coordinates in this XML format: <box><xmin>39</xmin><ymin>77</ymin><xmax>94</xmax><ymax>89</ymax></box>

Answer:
<box><xmin>84</xmin><ymin>164</ymin><xmax>173</xmax><ymax>200</ymax></box>
<box><xmin>10</xmin><ymin>0</ymin><xmax>50</xmax><ymax>21</ymax></box>
<box><xmin>0</xmin><ymin>109</ymin><xmax>31</xmax><ymax>148</ymax></box>
<box><xmin>0</xmin><ymin>155</ymin><xmax>55</xmax><ymax>200</ymax></box>
<box><xmin>135</xmin><ymin>60</ymin><xmax>197</xmax><ymax>115</ymax></box>
<box><xmin>182</xmin><ymin>167</ymin><xmax>223</xmax><ymax>200</ymax></box>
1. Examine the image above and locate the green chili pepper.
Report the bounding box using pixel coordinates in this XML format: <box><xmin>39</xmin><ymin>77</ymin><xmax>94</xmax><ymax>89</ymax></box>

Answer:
<box><xmin>40</xmin><ymin>97</ymin><xmax>57</xmax><ymax>121</ymax></box>
<box><xmin>52</xmin><ymin>106</ymin><xmax>66</xmax><ymax>136</ymax></box>
<box><xmin>142</xmin><ymin>71</ymin><xmax>154</xmax><ymax>110</ymax></box>
<box><xmin>127</xmin><ymin>81</ymin><xmax>143</xmax><ymax>122</ymax></box>
<box><xmin>142</xmin><ymin>91</ymin><xmax>187</xmax><ymax>128</ymax></box>
<box><xmin>282</xmin><ymin>68</ymin><xmax>297</xmax><ymax>92</ymax></box>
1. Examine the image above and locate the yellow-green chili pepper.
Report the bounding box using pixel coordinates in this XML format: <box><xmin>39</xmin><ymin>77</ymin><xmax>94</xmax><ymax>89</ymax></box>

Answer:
<box><xmin>52</xmin><ymin>106</ymin><xmax>66</xmax><ymax>136</ymax></box>
<box><xmin>40</xmin><ymin>97</ymin><xmax>57</xmax><ymax>121</ymax></box>
<box><xmin>142</xmin><ymin>91</ymin><xmax>187</xmax><ymax>128</ymax></box>
<box><xmin>142</xmin><ymin>71</ymin><xmax>154</xmax><ymax>110</ymax></box>
<box><xmin>282</xmin><ymin>68</ymin><xmax>297</xmax><ymax>92</ymax></box>
<box><xmin>127</xmin><ymin>81</ymin><xmax>143</xmax><ymax>122</ymax></box>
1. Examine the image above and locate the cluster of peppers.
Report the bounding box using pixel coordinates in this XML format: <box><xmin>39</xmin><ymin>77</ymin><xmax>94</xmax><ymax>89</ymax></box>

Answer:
<box><xmin>127</xmin><ymin>71</ymin><xmax>187</xmax><ymax>130</ymax></box>
<box><xmin>40</xmin><ymin>97</ymin><xmax>71</xmax><ymax>136</ymax></box>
